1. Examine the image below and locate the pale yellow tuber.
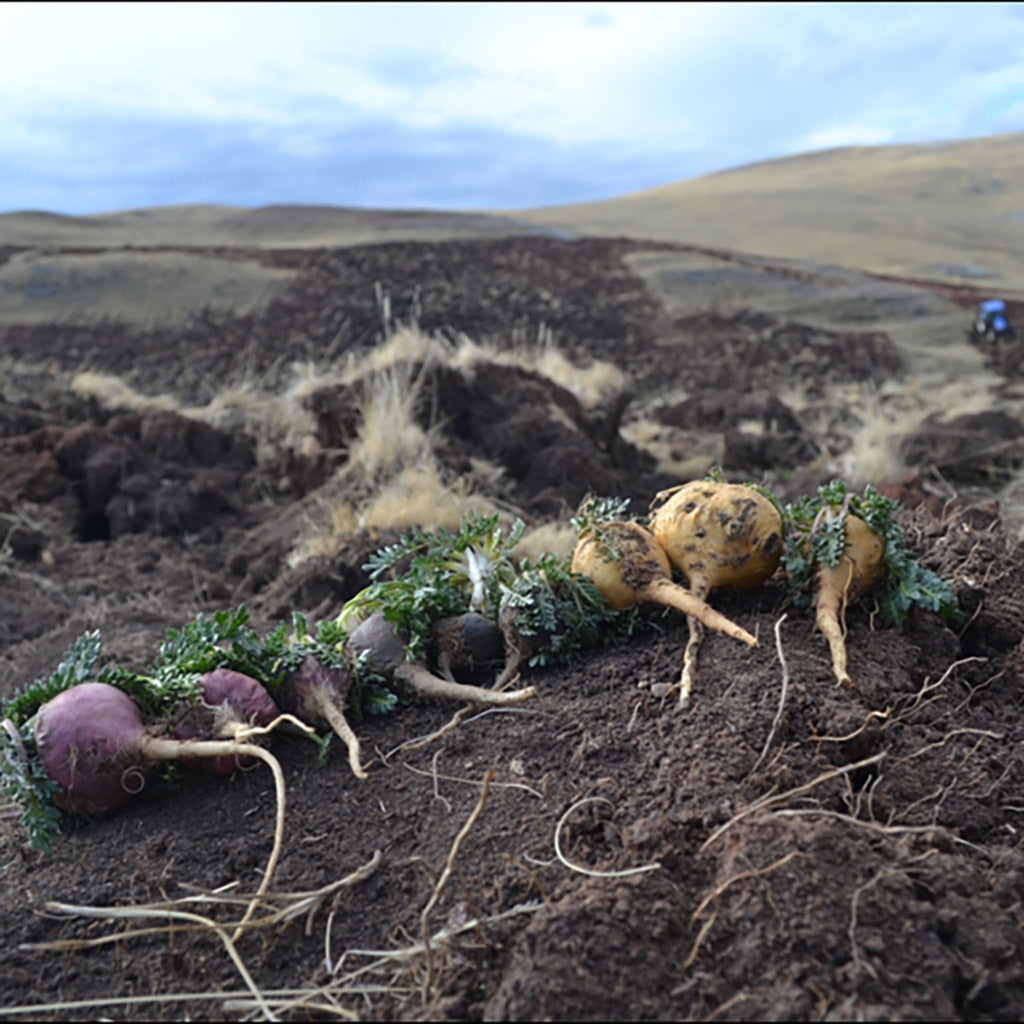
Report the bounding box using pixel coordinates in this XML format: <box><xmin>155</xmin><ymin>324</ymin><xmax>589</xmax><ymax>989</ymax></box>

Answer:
<box><xmin>650</xmin><ymin>481</ymin><xmax>782</xmax><ymax>702</ymax></box>
<box><xmin>571</xmin><ymin>518</ymin><xmax>758</xmax><ymax>657</ymax></box>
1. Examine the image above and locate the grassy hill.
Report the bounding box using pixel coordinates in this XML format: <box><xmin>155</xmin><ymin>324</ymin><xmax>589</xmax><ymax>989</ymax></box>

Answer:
<box><xmin>0</xmin><ymin>203</ymin><xmax>562</xmax><ymax>249</ymax></box>
<box><xmin>517</xmin><ymin>131</ymin><xmax>1024</xmax><ymax>295</ymax></box>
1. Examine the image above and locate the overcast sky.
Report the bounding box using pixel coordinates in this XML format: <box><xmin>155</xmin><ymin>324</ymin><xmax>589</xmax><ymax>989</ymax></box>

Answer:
<box><xmin>3</xmin><ymin>1</ymin><xmax>1024</xmax><ymax>215</ymax></box>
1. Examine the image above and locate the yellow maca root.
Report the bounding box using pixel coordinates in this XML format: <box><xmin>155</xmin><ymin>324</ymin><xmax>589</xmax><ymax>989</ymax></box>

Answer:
<box><xmin>650</xmin><ymin>481</ymin><xmax>782</xmax><ymax>703</ymax></box>
<box><xmin>571</xmin><ymin>519</ymin><xmax>758</xmax><ymax>648</ymax></box>
<box><xmin>651</xmin><ymin>481</ymin><xmax>784</xmax><ymax>594</ymax></box>
<box><xmin>814</xmin><ymin>513</ymin><xmax>887</xmax><ymax>685</ymax></box>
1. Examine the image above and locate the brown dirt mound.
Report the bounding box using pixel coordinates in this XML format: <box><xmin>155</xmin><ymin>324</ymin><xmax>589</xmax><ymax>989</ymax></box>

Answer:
<box><xmin>1</xmin><ymin>235</ymin><xmax>1022</xmax><ymax>1021</ymax></box>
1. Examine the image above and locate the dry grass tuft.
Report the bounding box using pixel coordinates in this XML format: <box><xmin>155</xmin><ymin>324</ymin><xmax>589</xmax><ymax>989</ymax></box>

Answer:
<box><xmin>291</xmin><ymin>466</ymin><xmax>502</xmax><ymax>566</ymax></box>
<box><xmin>286</xmin><ymin>317</ymin><xmax>625</xmax><ymax>563</ymax></box>
<box><xmin>343</xmin><ymin>360</ymin><xmax>438</xmax><ymax>484</ymax></box>
<box><xmin>445</xmin><ymin>324</ymin><xmax>625</xmax><ymax>410</ymax></box>
<box><xmin>340</xmin><ymin>323</ymin><xmax>450</xmax><ymax>379</ymax></box>
<box><xmin>360</xmin><ymin>466</ymin><xmax>497</xmax><ymax>533</ymax></box>
<box><xmin>512</xmin><ymin>520</ymin><xmax>578</xmax><ymax>563</ymax></box>
<box><xmin>620</xmin><ymin>414</ymin><xmax>725</xmax><ymax>481</ymax></box>
<box><xmin>70</xmin><ymin>370</ymin><xmax>179</xmax><ymax>412</ymax></box>
<box><xmin>288</xmin><ymin>323</ymin><xmax>502</xmax><ymax>563</ymax></box>
<box><xmin>68</xmin><ymin>312</ymin><xmax>619</xmax><ymax>563</ymax></box>
<box><xmin>71</xmin><ymin>365</ymin><xmax>322</xmax><ymax>457</ymax></box>
<box><xmin>196</xmin><ymin>366</ymin><xmax>320</xmax><ymax>448</ymax></box>
<box><xmin>820</xmin><ymin>382</ymin><xmax>920</xmax><ymax>487</ymax></box>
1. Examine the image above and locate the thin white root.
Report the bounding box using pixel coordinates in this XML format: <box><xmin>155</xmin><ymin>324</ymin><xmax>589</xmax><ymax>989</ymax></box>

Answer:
<box><xmin>19</xmin><ymin>854</ymin><xmax>386</xmax><ymax>1021</ymax></box>
<box><xmin>237</xmin><ymin>713</ymin><xmax>316</xmax><ymax>740</ymax></box>
<box><xmin>390</xmin><ymin>705</ymin><xmax>473</xmax><ymax>755</ymax></box>
<box><xmin>386</xmin><ymin>707</ymin><xmax>544</xmax><ymax>760</ymax></box>
<box><xmin>677</xmin><ymin>617</ymin><xmax>703</xmax><ymax>706</ymax></box>
<box><xmin>748</xmin><ymin>614</ymin><xmax>789</xmax><ymax>774</ymax></box>
<box><xmin>37</xmin><ymin>900</ymin><xmax>277</xmax><ymax>1021</ymax></box>
<box><xmin>554</xmin><ymin>797</ymin><xmax>661</xmax><ymax>879</ymax></box>
<box><xmin>229</xmin><ymin>743</ymin><xmax>287</xmax><ymax>941</ymax></box>
<box><xmin>700</xmin><ymin>752</ymin><xmax>886</xmax><ymax>852</ymax></box>
<box><xmin>402</xmin><ymin>761</ymin><xmax>544</xmax><ymax>800</ymax></box>
<box><xmin>320</xmin><ymin>702</ymin><xmax>367</xmax><ymax>780</ymax></box>
<box><xmin>848</xmin><ymin>852</ymin><xmax>936</xmax><ymax>977</ymax></box>
<box><xmin>27</xmin><ymin>852</ymin><xmax>384</xmax><ymax>951</ymax></box>
<box><xmin>420</xmin><ymin>770</ymin><xmax>494</xmax><ymax>1003</ymax></box>
<box><xmin>271</xmin><ymin>849</ymin><xmax>383</xmax><ymax>936</ymax></box>
<box><xmin>690</xmin><ymin>849</ymin><xmax>805</xmax><ymax>924</ymax></box>
<box><xmin>681</xmin><ymin>912</ymin><xmax>716</xmax><ymax>972</ymax></box>
<box><xmin>138</xmin><ymin>733</ymin><xmax>289</xmax><ymax>943</ymax></box>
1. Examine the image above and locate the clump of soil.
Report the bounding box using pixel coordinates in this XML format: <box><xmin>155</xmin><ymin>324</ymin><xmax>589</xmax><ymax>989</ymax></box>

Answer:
<box><xmin>1</xmin><ymin>235</ymin><xmax>1022</xmax><ymax>1021</ymax></box>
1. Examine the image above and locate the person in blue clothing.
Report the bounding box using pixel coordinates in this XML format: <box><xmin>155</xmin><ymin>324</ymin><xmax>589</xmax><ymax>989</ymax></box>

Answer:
<box><xmin>976</xmin><ymin>299</ymin><xmax>1013</xmax><ymax>342</ymax></box>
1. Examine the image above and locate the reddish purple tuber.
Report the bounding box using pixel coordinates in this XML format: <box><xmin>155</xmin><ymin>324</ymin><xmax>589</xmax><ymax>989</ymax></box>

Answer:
<box><xmin>33</xmin><ymin>682</ymin><xmax>152</xmax><ymax>816</ymax></box>
<box><xmin>174</xmin><ymin>668</ymin><xmax>280</xmax><ymax>775</ymax></box>
<box><xmin>278</xmin><ymin>655</ymin><xmax>367</xmax><ymax>779</ymax></box>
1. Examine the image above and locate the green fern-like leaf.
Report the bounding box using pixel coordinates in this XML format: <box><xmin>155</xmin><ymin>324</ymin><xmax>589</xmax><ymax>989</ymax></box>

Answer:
<box><xmin>341</xmin><ymin>513</ymin><xmax>525</xmax><ymax>660</ymax></box>
<box><xmin>782</xmin><ymin>480</ymin><xmax>959</xmax><ymax>625</ymax></box>
<box><xmin>0</xmin><ymin>719</ymin><xmax>70</xmax><ymax>853</ymax></box>
<box><xmin>1</xmin><ymin>630</ymin><xmax>103</xmax><ymax>726</ymax></box>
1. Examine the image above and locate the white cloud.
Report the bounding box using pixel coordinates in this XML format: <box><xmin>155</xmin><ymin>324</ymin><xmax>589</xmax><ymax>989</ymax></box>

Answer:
<box><xmin>0</xmin><ymin>3</ymin><xmax>763</xmax><ymax>141</ymax></box>
<box><xmin>2</xmin><ymin>2</ymin><xmax>1024</xmax><ymax>213</ymax></box>
<box><xmin>794</xmin><ymin>123</ymin><xmax>896</xmax><ymax>153</ymax></box>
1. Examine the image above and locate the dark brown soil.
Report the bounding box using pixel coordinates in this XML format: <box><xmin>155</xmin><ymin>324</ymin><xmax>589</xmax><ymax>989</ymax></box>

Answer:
<box><xmin>1</xmin><ymin>236</ymin><xmax>1023</xmax><ymax>1022</ymax></box>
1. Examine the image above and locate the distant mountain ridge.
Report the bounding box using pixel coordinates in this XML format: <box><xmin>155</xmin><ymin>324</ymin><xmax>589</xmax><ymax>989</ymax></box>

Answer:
<box><xmin>2</xmin><ymin>131</ymin><xmax>1022</xmax><ymax>291</ymax></box>
<box><xmin>0</xmin><ymin>203</ymin><xmax>567</xmax><ymax>249</ymax></box>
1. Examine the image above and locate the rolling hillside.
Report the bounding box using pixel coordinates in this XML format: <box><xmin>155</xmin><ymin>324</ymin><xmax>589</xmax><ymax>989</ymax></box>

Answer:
<box><xmin>1</xmin><ymin>131</ymin><xmax>1022</xmax><ymax>296</ymax></box>
<box><xmin>518</xmin><ymin>130</ymin><xmax>1024</xmax><ymax>294</ymax></box>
